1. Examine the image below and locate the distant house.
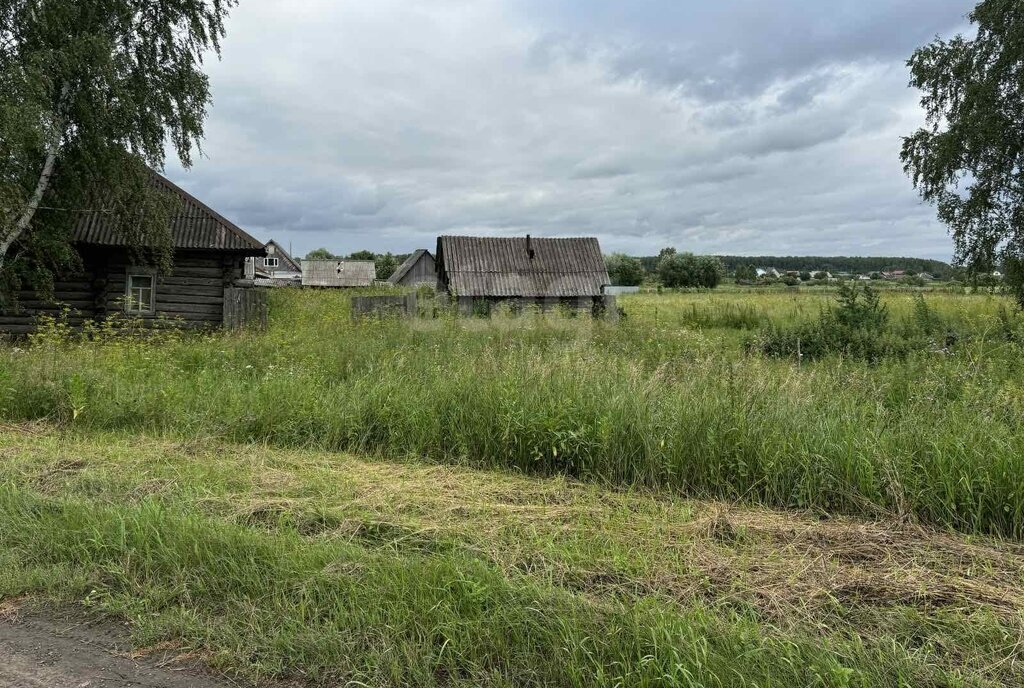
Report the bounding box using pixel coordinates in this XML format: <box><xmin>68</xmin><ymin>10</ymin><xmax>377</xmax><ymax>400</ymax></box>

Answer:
<box><xmin>881</xmin><ymin>270</ymin><xmax>906</xmax><ymax>281</ymax></box>
<box><xmin>918</xmin><ymin>272</ymin><xmax>935</xmax><ymax>281</ymax></box>
<box><xmin>435</xmin><ymin>234</ymin><xmax>611</xmax><ymax>315</ymax></box>
<box><xmin>246</xmin><ymin>240</ymin><xmax>301</xmax><ymax>285</ymax></box>
<box><xmin>1</xmin><ymin>172</ymin><xmax>266</xmax><ymax>334</ymax></box>
<box><xmin>301</xmin><ymin>259</ymin><xmax>376</xmax><ymax>288</ymax></box>
<box><xmin>388</xmin><ymin>249</ymin><xmax>437</xmax><ymax>289</ymax></box>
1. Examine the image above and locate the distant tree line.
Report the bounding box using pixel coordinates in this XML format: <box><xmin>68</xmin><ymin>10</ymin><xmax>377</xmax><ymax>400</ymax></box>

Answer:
<box><xmin>606</xmin><ymin>250</ymin><xmax>960</xmax><ymax>289</ymax></box>
<box><xmin>635</xmin><ymin>255</ymin><xmax>953</xmax><ymax>278</ymax></box>
<box><xmin>304</xmin><ymin>248</ymin><xmax>407</xmax><ymax>280</ymax></box>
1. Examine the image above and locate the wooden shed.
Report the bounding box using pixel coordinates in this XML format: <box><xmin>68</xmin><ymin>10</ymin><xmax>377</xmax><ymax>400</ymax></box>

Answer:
<box><xmin>435</xmin><ymin>235</ymin><xmax>612</xmax><ymax>315</ymax></box>
<box><xmin>300</xmin><ymin>260</ymin><xmax>376</xmax><ymax>288</ymax></box>
<box><xmin>388</xmin><ymin>249</ymin><xmax>437</xmax><ymax>289</ymax></box>
<box><xmin>0</xmin><ymin>173</ymin><xmax>267</xmax><ymax>334</ymax></box>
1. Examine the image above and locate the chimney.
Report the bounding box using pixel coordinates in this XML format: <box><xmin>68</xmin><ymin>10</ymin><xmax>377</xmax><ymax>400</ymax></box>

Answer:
<box><xmin>526</xmin><ymin>234</ymin><xmax>535</xmax><ymax>260</ymax></box>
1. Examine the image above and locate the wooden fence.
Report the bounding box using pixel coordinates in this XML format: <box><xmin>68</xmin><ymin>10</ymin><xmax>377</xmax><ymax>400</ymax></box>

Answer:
<box><xmin>223</xmin><ymin>286</ymin><xmax>269</xmax><ymax>331</ymax></box>
<box><xmin>351</xmin><ymin>293</ymin><xmax>419</xmax><ymax>318</ymax></box>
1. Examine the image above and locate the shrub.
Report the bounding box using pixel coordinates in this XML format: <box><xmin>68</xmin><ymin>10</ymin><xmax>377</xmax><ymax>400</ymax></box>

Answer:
<box><xmin>750</xmin><ymin>284</ymin><xmax>928</xmax><ymax>362</ymax></box>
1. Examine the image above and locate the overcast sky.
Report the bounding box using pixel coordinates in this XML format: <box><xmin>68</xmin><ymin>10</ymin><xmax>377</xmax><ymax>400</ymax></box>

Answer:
<box><xmin>166</xmin><ymin>0</ymin><xmax>973</xmax><ymax>259</ymax></box>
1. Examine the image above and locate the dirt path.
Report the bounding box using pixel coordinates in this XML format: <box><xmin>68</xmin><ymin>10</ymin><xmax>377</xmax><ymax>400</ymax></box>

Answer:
<box><xmin>0</xmin><ymin>608</ymin><xmax>243</xmax><ymax>688</ymax></box>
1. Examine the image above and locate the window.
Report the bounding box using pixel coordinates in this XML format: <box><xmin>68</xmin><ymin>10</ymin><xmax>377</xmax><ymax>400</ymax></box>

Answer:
<box><xmin>125</xmin><ymin>273</ymin><xmax>155</xmax><ymax>313</ymax></box>
<box><xmin>264</xmin><ymin>257</ymin><xmax>279</xmax><ymax>268</ymax></box>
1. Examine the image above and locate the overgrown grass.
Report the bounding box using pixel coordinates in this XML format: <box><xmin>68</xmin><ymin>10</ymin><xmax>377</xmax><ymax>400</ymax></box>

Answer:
<box><xmin>0</xmin><ymin>289</ymin><xmax>1023</xmax><ymax>537</ymax></box>
<box><xmin>1</xmin><ymin>428</ymin><xmax>1020</xmax><ymax>686</ymax></box>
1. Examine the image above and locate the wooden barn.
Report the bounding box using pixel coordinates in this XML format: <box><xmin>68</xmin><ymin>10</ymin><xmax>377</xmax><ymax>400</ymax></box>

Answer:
<box><xmin>435</xmin><ymin>235</ymin><xmax>612</xmax><ymax>315</ymax></box>
<box><xmin>0</xmin><ymin>173</ymin><xmax>267</xmax><ymax>334</ymax></box>
<box><xmin>300</xmin><ymin>259</ymin><xmax>376</xmax><ymax>288</ymax></box>
<box><xmin>388</xmin><ymin>249</ymin><xmax>437</xmax><ymax>289</ymax></box>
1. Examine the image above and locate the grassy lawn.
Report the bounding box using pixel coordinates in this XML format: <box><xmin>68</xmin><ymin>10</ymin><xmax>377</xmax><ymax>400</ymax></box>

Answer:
<box><xmin>0</xmin><ymin>425</ymin><xmax>1021</xmax><ymax>686</ymax></box>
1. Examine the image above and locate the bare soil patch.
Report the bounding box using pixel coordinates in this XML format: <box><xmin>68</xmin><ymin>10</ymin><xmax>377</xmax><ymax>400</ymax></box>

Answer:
<box><xmin>0</xmin><ymin>605</ymin><xmax>245</xmax><ymax>688</ymax></box>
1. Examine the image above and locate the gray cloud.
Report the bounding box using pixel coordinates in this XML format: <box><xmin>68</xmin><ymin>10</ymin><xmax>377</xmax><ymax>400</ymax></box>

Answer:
<box><xmin>165</xmin><ymin>0</ymin><xmax>973</xmax><ymax>259</ymax></box>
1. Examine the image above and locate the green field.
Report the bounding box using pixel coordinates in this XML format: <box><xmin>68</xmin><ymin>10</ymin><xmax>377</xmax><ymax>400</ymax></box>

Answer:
<box><xmin>1</xmin><ymin>287</ymin><xmax>1022</xmax><ymax>685</ymax></box>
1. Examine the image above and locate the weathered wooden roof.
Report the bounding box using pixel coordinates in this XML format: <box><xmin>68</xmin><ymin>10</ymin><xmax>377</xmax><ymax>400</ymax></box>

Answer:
<box><xmin>436</xmin><ymin>235</ymin><xmax>610</xmax><ymax>297</ymax></box>
<box><xmin>301</xmin><ymin>260</ymin><xmax>376</xmax><ymax>287</ymax></box>
<box><xmin>73</xmin><ymin>172</ymin><xmax>265</xmax><ymax>254</ymax></box>
<box><xmin>388</xmin><ymin>249</ymin><xmax>433</xmax><ymax>284</ymax></box>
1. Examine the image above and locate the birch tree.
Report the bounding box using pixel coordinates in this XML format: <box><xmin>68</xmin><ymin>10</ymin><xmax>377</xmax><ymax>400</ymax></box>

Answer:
<box><xmin>0</xmin><ymin>0</ymin><xmax>236</xmax><ymax>297</ymax></box>
<box><xmin>902</xmin><ymin>0</ymin><xmax>1024</xmax><ymax>304</ymax></box>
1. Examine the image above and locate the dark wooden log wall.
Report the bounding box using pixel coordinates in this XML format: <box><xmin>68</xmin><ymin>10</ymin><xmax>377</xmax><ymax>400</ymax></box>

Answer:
<box><xmin>0</xmin><ymin>248</ymin><xmax>250</xmax><ymax>334</ymax></box>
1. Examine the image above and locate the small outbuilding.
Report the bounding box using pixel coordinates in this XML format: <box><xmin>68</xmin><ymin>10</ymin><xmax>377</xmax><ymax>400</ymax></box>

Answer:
<box><xmin>435</xmin><ymin>234</ymin><xmax>612</xmax><ymax>315</ymax></box>
<box><xmin>301</xmin><ymin>260</ymin><xmax>376</xmax><ymax>288</ymax></box>
<box><xmin>388</xmin><ymin>249</ymin><xmax>437</xmax><ymax>289</ymax></box>
<box><xmin>1</xmin><ymin>172</ymin><xmax>266</xmax><ymax>334</ymax></box>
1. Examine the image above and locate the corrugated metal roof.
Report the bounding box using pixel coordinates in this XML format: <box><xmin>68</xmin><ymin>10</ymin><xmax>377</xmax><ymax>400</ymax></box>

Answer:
<box><xmin>301</xmin><ymin>260</ymin><xmax>377</xmax><ymax>287</ymax></box>
<box><xmin>72</xmin><ymin>172</ymin><xmax>265</xmax><ymax>253</ymax></box>
<box><xmin>388</xmin><ymin>249</ymin><xmax>432</xmax><ymax>284</ymax></box>
<box><xmin>437</xmin><ymin>235</ymin><xmax>610</xmax><ymax>297</ymax></box>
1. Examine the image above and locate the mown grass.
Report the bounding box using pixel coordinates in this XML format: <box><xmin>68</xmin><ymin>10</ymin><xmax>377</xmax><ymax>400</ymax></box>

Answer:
<box><xmin>0</xmin><ymin>289</ymin><xmax>1023</xmax><ymax>538</ymax></box>
<box><xmin>1</xmin><ymin>427</ymin><xmax>1021</xmax><ymax>686</ymax></box>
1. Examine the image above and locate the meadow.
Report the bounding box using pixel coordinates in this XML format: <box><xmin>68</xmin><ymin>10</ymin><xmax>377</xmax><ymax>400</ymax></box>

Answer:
<box><xmin>2</xmin><ymin>287</ymin><xmax>1023</xmax><ymax>535</ymax></box>
<box><xmin>0</xmin><ymin>286</ymin><xmax>1022</xmax><ymax>686</ymax></box>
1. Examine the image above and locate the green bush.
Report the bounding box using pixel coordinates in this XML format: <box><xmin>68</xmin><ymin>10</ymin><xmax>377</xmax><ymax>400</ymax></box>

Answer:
<box><xmin>750</xmin><ymin>284</ymin><xmax>931</xmax><ymax>362</ymax></box>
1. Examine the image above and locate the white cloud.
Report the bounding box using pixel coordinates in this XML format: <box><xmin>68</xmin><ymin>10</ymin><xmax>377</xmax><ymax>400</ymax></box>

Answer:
<box><xmin>166</xmin><ymin>0</ymin><xmax>971</xmax><ymax>259</ymax></box>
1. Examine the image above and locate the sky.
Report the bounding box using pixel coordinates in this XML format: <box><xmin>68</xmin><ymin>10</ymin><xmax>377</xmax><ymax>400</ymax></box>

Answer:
<box><xmin>165</xmin><ymin>0</ymin><xmax>974</xmax><ymax>260</ymax></box>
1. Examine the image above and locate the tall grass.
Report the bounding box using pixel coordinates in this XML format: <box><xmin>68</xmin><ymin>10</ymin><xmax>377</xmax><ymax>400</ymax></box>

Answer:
<box><xmin>1</xmin><ymin>289</ymin><xmax>1022</xmax><ymax>536</ymax></box>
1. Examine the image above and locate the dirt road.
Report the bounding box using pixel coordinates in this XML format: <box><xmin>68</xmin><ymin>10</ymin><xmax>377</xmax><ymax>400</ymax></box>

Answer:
<box><xmin>0</xmin><ymin>608</ymin><xmax>241</xmax><ymax>688</ymax></box>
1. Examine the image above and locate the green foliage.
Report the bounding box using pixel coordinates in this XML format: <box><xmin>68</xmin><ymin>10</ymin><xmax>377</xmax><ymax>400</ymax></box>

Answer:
<box><xmin>305</xmin><ymin>247</ymin><xmax>336</xmax><ymax>260</ymax></box>
<box><xmin>348</xmin><ymin>250</ymin><xmax>376</xmax><ymax>261</ymax></box>
<box><xmin>0</xmin><ymin>0</ymin><xmax>237</xmax><ymax>298</ymax></box>
<box><xmin>734</xmin><ymin>264</ymin><xmax>758</xmax><ymax>283</ymax></box>
<box><xmin>605</xmin><ymin>252</ymin><xmax>645</xmax><ymax>286</ymax></box>
<box><xmin>374</xmin><ymin>252</ymin><xmax>399</xmax><ymax>280</ymax></box>
<box><xmin>751</xmin><ymin>284</ymin><xmax>936</xmax><ymax>362</ymax></box>
<box><xmin>902</xmin><ymin>0</ymin><xmax>1024</xmax><ymax>304</ymax></box>
<box><xmin>657</xmin><ymin>251</ymin><xmax>723</xmax><ymax>289</ymax></box>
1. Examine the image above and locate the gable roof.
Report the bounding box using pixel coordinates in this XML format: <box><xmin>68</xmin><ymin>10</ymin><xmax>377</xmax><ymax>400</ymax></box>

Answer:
<box><xmin>388</xmin><ymin>249</ymin><xmax>433</xmax><ymax>284</ymax></box>
<box><xmin>301</xmin><ymin>260</ymin><xmax>376</xmax><ymax>287</ymax></box>
<box><xmin>72</xmin><ymin>172</ymin><xmax>264</xmax><ymax>253</ymax></box>
<box><xmin>437</xmin><ymin>235</ymin><xmax>610</xmax><ymax>298</ymax></box>
<box><xmin>265</xmin><ymin>240</ymin><xmax>301</xmax><ymax>272</ymax></box>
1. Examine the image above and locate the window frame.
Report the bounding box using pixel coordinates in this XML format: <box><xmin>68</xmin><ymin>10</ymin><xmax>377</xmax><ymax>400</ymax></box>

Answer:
<box><xmin>124</xmin><ymin>270</ymin><xmax>157</xmax><ymax>315</ymax></box>
<box><xmin>264</xmin><ymin>257</ymin><xmax>280</xmax><ymax>268</ymax></box>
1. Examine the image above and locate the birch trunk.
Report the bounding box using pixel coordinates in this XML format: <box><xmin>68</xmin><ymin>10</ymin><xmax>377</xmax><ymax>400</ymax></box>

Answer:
<box><xmin>0</xmin><ymin>83</ymin><xmax>69</xmax><ymax>272</ymax></box>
